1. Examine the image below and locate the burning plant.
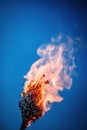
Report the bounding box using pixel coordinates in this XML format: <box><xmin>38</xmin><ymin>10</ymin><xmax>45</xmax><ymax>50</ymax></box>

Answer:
<box><xmin>19</xmin><ymin>35</ymin><xmax>76</xmax><ymax>130</ymax></box>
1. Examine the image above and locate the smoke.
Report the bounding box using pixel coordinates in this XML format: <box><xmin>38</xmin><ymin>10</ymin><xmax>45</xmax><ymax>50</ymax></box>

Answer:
<box><xmin>19</xmin><ymin>34</ymin><xmax>76</xmax><ymax>129</ymax></box>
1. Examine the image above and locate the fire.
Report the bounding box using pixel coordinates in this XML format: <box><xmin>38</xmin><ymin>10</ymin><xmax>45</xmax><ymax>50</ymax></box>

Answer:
<box><xmin>19</xmin><ymin>35</ymin><xmax>76</xmax><ymax>130</ymax></box>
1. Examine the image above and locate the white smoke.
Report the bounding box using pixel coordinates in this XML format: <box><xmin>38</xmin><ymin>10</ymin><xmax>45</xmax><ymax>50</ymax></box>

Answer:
<box><xmin>23</xmin><ymin>35</ymin><xmax>76</xmax><ymax>111</ymax></box>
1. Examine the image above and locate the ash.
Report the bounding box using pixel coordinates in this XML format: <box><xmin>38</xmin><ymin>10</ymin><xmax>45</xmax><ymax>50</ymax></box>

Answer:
<box><xmin>19</xmin><ymin>93</ymin><xmax>43</xmax><ymax>129</ymax></box>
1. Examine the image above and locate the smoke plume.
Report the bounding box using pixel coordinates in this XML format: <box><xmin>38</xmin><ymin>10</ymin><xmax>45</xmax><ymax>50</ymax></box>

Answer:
<box><xmin>19</xmin><ymin>35</ymin><xmax>76</xmax><ymax>130</ymax></box>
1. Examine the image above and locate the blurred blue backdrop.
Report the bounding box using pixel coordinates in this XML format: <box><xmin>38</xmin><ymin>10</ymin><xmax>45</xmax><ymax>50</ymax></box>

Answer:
<box><xmin>0</xmin><ymin>0</ymin><xmax>87</xmax><ymax>130</ymax></box>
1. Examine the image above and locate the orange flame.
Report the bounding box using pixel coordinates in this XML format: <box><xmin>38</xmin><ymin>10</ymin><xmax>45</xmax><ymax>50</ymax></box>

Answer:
<box><xmin>21</xmin><ymin>35</ymin><xmax>76</xmax><ymax>128</ymax></box>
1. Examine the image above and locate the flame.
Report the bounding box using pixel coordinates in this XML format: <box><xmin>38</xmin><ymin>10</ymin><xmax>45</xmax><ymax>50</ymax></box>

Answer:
<box><xmin>20</xmin><ymin>35</ymin><xmax>76</xmax><ymax>129</ymax></box>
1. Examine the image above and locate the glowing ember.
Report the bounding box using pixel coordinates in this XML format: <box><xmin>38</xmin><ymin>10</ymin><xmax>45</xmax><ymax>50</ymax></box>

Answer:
<box><xmin>19</xmin><ymin>35</ymin><xmax>76</xmax><ymax>130</ymax></box>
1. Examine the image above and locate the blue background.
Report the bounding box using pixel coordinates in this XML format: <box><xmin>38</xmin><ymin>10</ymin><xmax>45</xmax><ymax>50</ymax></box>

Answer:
<box><xmin>0</xmin><ymin>0</ymin><xmax>87</xmax><ymax>130</ymax></box>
